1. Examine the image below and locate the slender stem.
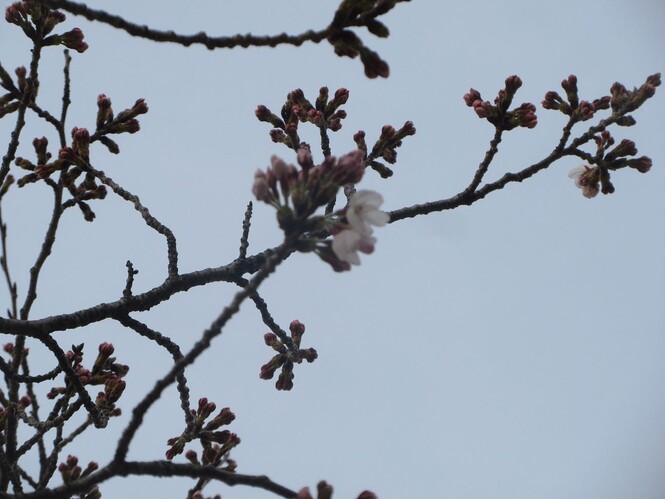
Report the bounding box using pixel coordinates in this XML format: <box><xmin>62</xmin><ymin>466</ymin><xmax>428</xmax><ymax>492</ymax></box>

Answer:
<box><xmin>113</xmin><ymin>235</ymin><xmax>296</xmax><ymax>463</ymax></box>
<box><xmin>3</xmin><ymin>39</ymin><xmax>46</xmax><ymax>494</ymax></box>
<box><xmin>80</xmin><ymin>162</ymin><xmax>179</xmax><ymax>277</ymax></box>
<box><xmin>19</xmin><ymin>184</ymin><xmax>63</xmax><ymax>320</ymax></box>
<box><xmin>0</xmin><ymin>201</ymin><xmax>18</xmax><ymax>319</ymax></box>
<box><xmin>114</xmin><ymin>314</ymin><xmax>193</xmax><ymax>428</ymax></box>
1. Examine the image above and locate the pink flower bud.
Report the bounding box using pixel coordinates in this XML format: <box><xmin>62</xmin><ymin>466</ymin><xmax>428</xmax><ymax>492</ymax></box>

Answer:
<box><xmin>463</xmin><ymin>88</ymin><xmax>481</xmax><ymax>107</ymax></box>
<box><xmin>297</xmin><ymin>146</ymin><xmax>314</xmax><ymax>170</ymax></box>
<box><xmin>61</xmin><ymin>28</ymin><xmax>88</xmax><ymax>53</ymax></box>
<box><xmin>628</xmin><ymin>156</ymin><xmax>652</xmax><ymax>173</ymax></box>
<box><xmin>98</xmin><ymin>342</ymin><xmax>114</xmax><ymax>356</ymax></box>
<box><xmin>333</xmin><ymin>88</ymin><xmax>349</xmax><ymax>106</ymax></box>
<box><xmin>504</xmin><ymin>75</ymin><xmax>522</xmax><ymax>95</ymax></box>
<box><xmin>270</xmin><ymin>155</ymin><xmax>289</xmax><ymax>179</ymax></box>
<box><xmin>252</xmin><ymin>170</ymin><xmax>272</xmax><ymax>202</ymax></box>
<box><xmin>333</xmin><ymin>149</ymin><xmax>365</xmax><ymax>185</ymax></box>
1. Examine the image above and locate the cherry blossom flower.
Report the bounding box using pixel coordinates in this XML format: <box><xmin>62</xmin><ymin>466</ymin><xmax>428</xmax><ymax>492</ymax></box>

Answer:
<box><xmin>346</xmin><ymin>190</ymin><xmax>389</xmax><ymax>235</ymax></box>
<box><xmin>331</xmin><ymin>229</ymin><xmax>377</xmax><ymax>266</ymax></box>
<box><xmin>568</xmin><ymin>165</ymin><xmax>600</xmax><ymax>198</ymax></box>
<box><xmin>330</xmin><ymin>189</ymin><xmax>389</xmax><ymax>266</ymax></box>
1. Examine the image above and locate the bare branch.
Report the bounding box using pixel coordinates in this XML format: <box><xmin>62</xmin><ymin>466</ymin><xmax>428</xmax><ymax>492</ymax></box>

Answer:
<box><xmin>113</xmin><ymin>235</ymin><xmax>296</xmax><ymax>463</ymax></box>
<box><xmin>32</xmin><ymin>0</ymin><xmax>333</xmax><ymax>50</ymax></box>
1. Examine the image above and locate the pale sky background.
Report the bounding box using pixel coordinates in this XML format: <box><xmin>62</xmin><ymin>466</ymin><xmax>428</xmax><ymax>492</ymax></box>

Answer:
<box><xmin>0</xmin><ymin>1</ymin><xmax>664</xmax><ymax>498</ymax></box>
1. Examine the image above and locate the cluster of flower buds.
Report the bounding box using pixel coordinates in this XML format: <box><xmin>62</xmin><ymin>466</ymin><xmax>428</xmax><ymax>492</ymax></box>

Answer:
<box><xmin>568</xmin><ymin>129</ymin><xmax>653</xmax><ymax>198</ymax></box>
<box><xmin>15</xmin><ymin>132</ymin><xmax>106</xmax><ymax>221</ymax></box>
<box><xmin>609</xmin><ymin>73</ymin><xmax>661</xmax><ymax>115</ymax></box>
<box><xmin>0</xmin><ymin>65</ymin><xmax>29</xmax><ymax>121</ymax></box>
<box><xmin>0</xmin><ymin>66</ymin><xmax>26</xmax><ymax>118</ymax></box>
<box><xmin>14</xmin><ymin>95</ymin><xmax>147</xmax><ymax>220</ymax></box>
<box><xmin>166</xmin><ymin>398</ymin><xmax>239</xmax><ymax>464</ymax></box>
<box><xmin>328</xmin><ymin>29</ymin><xmax>389</xmax><ymax>79</ymax></box>
<box><xmin>252</xmin><ymin>147</ymin><xmax>365</xmax><ymax>233</ymax></box>
<box><xmin>256</xmin><ymin>87</ymin><xmax>350</xmax><ymax>149</ymax></box>
<box><xmin>353</xmin><ymin>120</ymin><xmax>416</xmax><ymax>178</ymax></box>
<box><xmin>48</xmin><ymin>343</ymin><xmax>128</xmax><ymax>418</ymax></box>
<box><xmin>260</xmin><ymin>320</ymin><xmax>318</xmax><ymax>391</ymax></box>
<box><xmin>541</xmin><ymin>75</ymin><xmax>610</xmax><ymax>123</ymax></box>
<box><xmin>93</xmin><ymin>94</ymin><xmax>148</xmax><ymax>153</ymax></box>
<box><xmin>254</xmin><ymin>88</ymin><xmax>407</xmax><ymax>270</ymax></box>
<box><xmin>15</xmin><ymin>137</ymin><xmax>59</xmax><ymax>186</ymax></box>
<box><xmin>252</xmin><ymin>147</ymin><xmax>391</xmax><ymax>271</ymax></box>
<box><xmin>5</xmin><ymin>2</ymin><xmax>88</xmax><ymax>52</ymax></box>
<box><xmin>541</xmin><ymin>74</ymin><xmax>659</xmax><ymax>198</ymax></box>
<box><xmin>296</xmin><ymin>480</ymin><xmax>377</xmax><ymax>499</ymax></box>
<box><xmin>257</xmin><ymin>87</ymin><xmax>416</xmax><ymax>181</ymax></box>
<box><xmin>58</xmin><ymin>455</ymin><xmax>100</xmax><ymax>498</ymax></box>
<box><xmin>0</xmin><ymin>395</ymin><xmax>31</xmax><ymax>429</ymax></box>
<box><xmin>327</xmin><ymin>0</ymin><xmax>398</xmax><ymax>78</ymax></box>
<box><xmin>464</xmin><ymin>75</ymin><xmax>538</xmax><ymax>130</ymax></box>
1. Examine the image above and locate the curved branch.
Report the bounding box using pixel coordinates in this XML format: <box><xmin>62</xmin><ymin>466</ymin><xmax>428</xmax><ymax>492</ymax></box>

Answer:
<box><xmin>81</xmin><ymin>162</ymin><xmax>179</xmax><ymax>278</ymax></box>
<box><xmin>0</xmin><ymin>356</ymin><xmax>62</xmax><ymax>383</ymax></box>
<box><xmin>32</xmin><ymin>0</ymin><xmax>333</xmax><ymax>50</ymax></box>
<box><xmin>114</xmin><ymin>314</ymin><xmax>193</xmax><ymax>428</ymax></box>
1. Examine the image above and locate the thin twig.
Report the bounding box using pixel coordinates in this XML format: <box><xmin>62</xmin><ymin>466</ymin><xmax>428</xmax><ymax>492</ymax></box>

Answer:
<box><xmin>238</xmin><ymin>201</ymin><xmax>253</xmax><ymax>260</ymax></box>
<box><xmin>80</xmin><ymin>162</ymin><xmax>179</xmax><ymax>278</ymax></box>
<box><xmin>0</xmin><ymin>357</ymin><xmax>62</xmax><ymax>383</ymax></box>
<box><xmin>58</xmin><ymin>50</ymin><xmax>71</xmax><ymax>147</ymax></box>
<box><xmin>21</xmin><ymin>357</ymin><xmax>48</xmax><ymax>474</ymax></box>
<box><xmin>233</xmin><ymin>276</ymin><xmax>293</xmax><ymax>348</ymax></box>
<box><xmin>0</xmin><ymin>201</ymin><xmax>18</xmax><ymax>319</ymax></box>
<box><xmin>123</xmin><ymin>260</ymin><xmax>138</xmax><ymax>298</ymax></box>
<box><xmin>113</xmin><ymin>235</ymin><xmax>296</xmax><ymax>463</ymax></box>
<box><xmin>19</xmin><ymin>183</ymin><xmax>63</xmax><ymax>320</ymax></box>
<box><xmin>113</xmin><ymin>314</ymin><xmax>193</xmax><ymax>428</ymax></box>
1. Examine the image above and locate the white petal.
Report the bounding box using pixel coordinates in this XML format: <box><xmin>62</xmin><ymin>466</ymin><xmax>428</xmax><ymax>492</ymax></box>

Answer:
<box><xmin>357</xmin><ymin>234</ymin><xmax>377</xmax><ymax>254</ymax></box>
<box><xmin>364</xmin><ymin>208</ymin><xmax>389</xmax><ymax>227</ymax></box>
<box><xmin>351</xmin><ymin>189</ymin><xmax>383</xmax><ymax>208</ymax></box>
<box><xmin>332</xmin><ymin>230</ymin><xmax>362</xmax><ymax>265</ymax></box>
<box><xmin>568</xmin><ymin>166</ymin><xmax>586</xmax><ymax>179</ymax></box>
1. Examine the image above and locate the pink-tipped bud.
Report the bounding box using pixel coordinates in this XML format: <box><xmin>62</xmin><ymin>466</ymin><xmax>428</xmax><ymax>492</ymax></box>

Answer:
<box><xmin>61</xmin><ymin>28</ymin><xmax>88</xmax><ymax>53</ymax></box>
<box><xmin>333</xmin><ymin>88</ymin><xmax>349</xmax><ymax>106</ymax></box>
<box><xmin>628</xmin><ymin>156</ymin><xmax>652</xmax><ymax>173</ymax></box>
<box><xmin>333</xmin><ymin>149</ymin><xmax>365</xmax><ymax>185</ymax></box>
<box><xmin>297</xmin><ymin>146</ymin><xmax>314</xmax><ymax>170</ymax></box>
<box><xmin>504</xmin><ymin>75</ymin><xmax>522</xmax><ymax>95</ymax></box>
<box><xmin>463</xmin><ymin>88</ymin><xmax>481</xmax><ymax>107</ymax></box>
<box><xmin>98</xmin><ymin>342</ymin><xmax>114</xmax><ymax>356</ymax></box>
<box><xmin>252</xmin><ymin>170</ymin><xmax>272</xmax><ymax>202</ymax></box>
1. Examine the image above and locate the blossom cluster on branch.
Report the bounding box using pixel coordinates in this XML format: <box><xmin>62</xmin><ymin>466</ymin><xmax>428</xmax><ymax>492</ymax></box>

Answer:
<box><xmin>0</xmin><ymin>0</ymin><xmax>659</xmax><ymax>498</ymax></box>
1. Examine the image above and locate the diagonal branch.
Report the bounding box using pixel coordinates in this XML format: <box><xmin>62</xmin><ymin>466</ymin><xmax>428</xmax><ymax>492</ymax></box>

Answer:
<box><xmin>113</xmin><ymin>314</ymin><xmax>193</xmax><ymax>428</ymax></box>
<box><xmin>112</xmin><ymin>235</ymin><xmax>296</xmax><ymax>463</ymax></box>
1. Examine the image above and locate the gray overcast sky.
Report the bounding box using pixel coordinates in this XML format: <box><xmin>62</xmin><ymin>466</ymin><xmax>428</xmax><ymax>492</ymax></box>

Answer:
<box><xmin>1</xmin><ymin>1</ymin><xmax>664</xmax><ymax>498</ymax></box>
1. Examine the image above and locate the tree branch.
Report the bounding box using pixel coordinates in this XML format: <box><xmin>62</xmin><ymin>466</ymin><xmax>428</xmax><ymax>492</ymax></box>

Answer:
<box><xmin>32</xmin><ymin>0</ymin><xmax>333</xmax><ymax>50</ymax></box>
